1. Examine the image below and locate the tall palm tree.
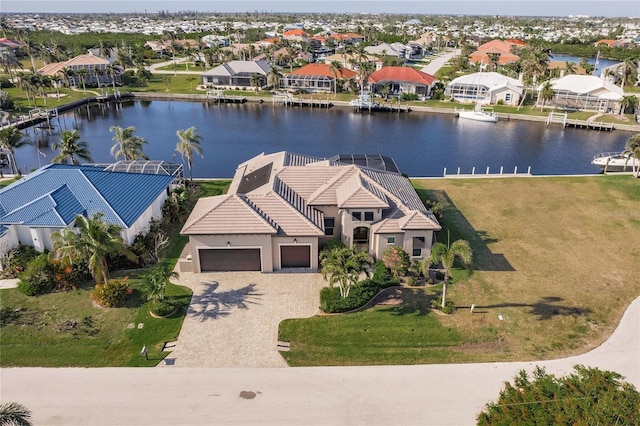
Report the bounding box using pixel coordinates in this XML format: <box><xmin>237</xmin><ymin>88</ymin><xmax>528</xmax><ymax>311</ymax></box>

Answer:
<box><xmin>109</xmin><ymin>126</ymin><xmax>148</xmax><ymax>161</ymax></box>
<box><xmin>356</xmin><ymin>61</ymin><xmax>374</xmax><ymax>94</ymax></box>
<box><xmin>329</xmin><ymin>60</ymin><xmax>343</xmax><ymax>95</ymax></box>
<box><xmin>175</xmin><ymin>126</ymin><xmax>204</xmax><ymax>182</ymax></box>
<box><xmin>52</xmin><ymin>213</ymin><xmax>136</xmax><ymax>284</ymax></box>
<box><xmin>622</xmin><ymin>133</ymin><xmax>640</xmax><ymax>178</ymax></box>
<box><xmin>93</xmin><ymin>65</ymin><xmax>104</xmax><ymax>89</ymax></box>
<box><xmin>251</xmin><ymin>73</ymin><xmax>262</xmax><ymax>92</ymax></box>
<box><xmin>538</xmin><ymin>81</ymin><xmax>555</xmax><ymax>111</ymax></box>
<box><xmin>75</xmin><ymin>68</ymin><xmax>88</xmax><ymax>91</ymax></box>
<box><xmin>267</xmin><ymin>64</ymin><xmax>282</xmax><ymax>90</ymax></box>
<box><xmin>52</xmin><ymin>129</ymin><xmax>93</xmax><ymax>164</ymax></box>
<box><xmin>319</xmin><ymin>246</ymin><xmax>371</xmax><ymax>298</ymax></box>
<box><xmin>421</xmin><ymin>237</ymin><xmax>472</xmax><ymax>308</ymax></box>
<box><xmin>0</xmin><ymin>127</ymin><xmax>31</xmax><ymax>174</ymax></box>
<box><xmin>0</xmin><ymin>402</ymin><xmax>32</xmax><ymax>426</ymax></box>
<box><xmin>105</xmin><ymin>64</ymin><xmax>118</xmax><ymax>90</ymax></box>
<box><xmin>618</xmin><ymin>58</ymin><xmax>638</xmax><ymax>90</ymax></box>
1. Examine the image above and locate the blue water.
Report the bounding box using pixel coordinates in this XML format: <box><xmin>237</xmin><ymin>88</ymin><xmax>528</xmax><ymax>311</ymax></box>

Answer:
<box><xmin>16</xmin><ymin>100</ymin><xmax>633</xmax><ymax>178</ymax></box>
<box><xmin>550</xmin><ymin>54</ymin><xmax>620</xmax><ymax>77</ymax></box>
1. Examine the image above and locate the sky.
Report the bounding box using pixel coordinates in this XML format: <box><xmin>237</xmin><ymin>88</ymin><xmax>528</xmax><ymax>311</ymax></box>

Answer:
<box><xmin>0</xmin><ymin>0</ymin><xmax>638</xmax><ymax>17</ymax></box>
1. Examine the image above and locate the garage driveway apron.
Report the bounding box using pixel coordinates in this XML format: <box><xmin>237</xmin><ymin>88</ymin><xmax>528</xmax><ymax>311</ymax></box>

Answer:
<box><xmin>159</xmin><ymin>271</ymin><xmax>326</xmax><ymax>368</ymax></box>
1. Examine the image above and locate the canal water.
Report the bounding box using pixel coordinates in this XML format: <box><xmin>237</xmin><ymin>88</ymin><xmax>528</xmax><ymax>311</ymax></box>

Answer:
<box><xmin>17</xmin><ymin>99</ymin><xmax>633</xmax><ymax>178</ymax></box>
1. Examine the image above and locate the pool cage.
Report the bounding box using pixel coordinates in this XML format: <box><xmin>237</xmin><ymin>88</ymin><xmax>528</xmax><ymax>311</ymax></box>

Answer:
<box><xmin>88</xmin><ymin>160</ymin><xmax>185</xmax><ymax>188</ymax></box>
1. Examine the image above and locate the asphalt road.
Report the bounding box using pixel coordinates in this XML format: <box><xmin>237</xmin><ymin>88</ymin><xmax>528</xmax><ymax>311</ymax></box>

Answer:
<box><xmin>2</xmin><ymin>296</ymin><xmax>637</xmax><ymax>426</ymax></box>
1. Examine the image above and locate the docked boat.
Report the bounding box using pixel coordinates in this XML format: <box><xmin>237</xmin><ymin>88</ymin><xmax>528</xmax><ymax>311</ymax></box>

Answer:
<box><xmin>458</xmin><ymin>106</ymin><xmax>498</xmax><ymax>123</ymax></box>
<box><xmin>349</xmin><ymin>94</ymin><xmax>380</xmax><ymax>110</ymax></box>
<box><xmin>591</xmin><ymin>151</ymin><xmax>640</xmax><ymax>172</ymax></box>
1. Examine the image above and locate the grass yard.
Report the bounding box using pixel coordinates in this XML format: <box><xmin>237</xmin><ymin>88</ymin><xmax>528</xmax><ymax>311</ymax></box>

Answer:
<box><xmin>280</xmin><ymin>175</ymin><xmax>640</xmax><ymax>366</ymax></box>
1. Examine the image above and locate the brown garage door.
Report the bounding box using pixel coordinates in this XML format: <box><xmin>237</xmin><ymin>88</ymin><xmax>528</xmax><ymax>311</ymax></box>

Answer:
<box><xmin>199</xmin><ymin>249</ymin><xmax>261</xmax><ymax>272</ymax></box>
<box><xmin>281</xmin><ymin>245</ymin><xmax>311</xmax><ymax>268</ymax></box>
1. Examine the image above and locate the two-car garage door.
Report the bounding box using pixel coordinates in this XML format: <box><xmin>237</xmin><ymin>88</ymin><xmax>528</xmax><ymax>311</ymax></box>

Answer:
<box><xmin>199</xmin><ymin>249</ymin><xmax>261</xmax><ymax>272</ymax></box>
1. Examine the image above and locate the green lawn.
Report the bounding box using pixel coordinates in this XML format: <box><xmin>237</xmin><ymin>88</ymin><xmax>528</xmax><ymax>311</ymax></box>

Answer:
<box><xmin>0</xmin><ymin>180</ymin><xmax>230</xmax><ymax>367</ymax></box>
<box><xmin>280</xmin><ymin>175</ymin><xmax>640</xmax><ymax>366</ymax></box>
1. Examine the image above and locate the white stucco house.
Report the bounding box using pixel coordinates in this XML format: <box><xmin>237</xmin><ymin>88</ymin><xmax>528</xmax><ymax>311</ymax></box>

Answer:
<box><xmin>445</xmin><ymin>72</ymin><xmax>524</xmax><ymax>106</ymax></box>
<box><xmin>536</xmin><ymin>75</ymin><xmax>624</xmax><ymax>112</ymax></box>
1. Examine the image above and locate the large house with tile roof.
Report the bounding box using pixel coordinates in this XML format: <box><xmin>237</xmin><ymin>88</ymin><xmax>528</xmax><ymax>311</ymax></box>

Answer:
<box><xmin>200</xmin><ymin>59</ymin><xmax>274</xmax><ymax>89</ymax></box>
<box><xmin>366</xmin><ymin>67</ymin><xmax>436</xmax><ymax>100</ymax></box>
<box><xmin>38</xmin><ymin>52</ymin><xmax>122</xmax><ymax>87</ymax></box>
<box><xmin>469</xmin><ymin>40</ymin><xmax>522</xmax><ymax>67</ymax></box>
<box><xmin>180</xmin><ymin>152</ymin><xmax>441</xmax><ymax>273</ymax></box>
<box><xmin>0</xmin><ymin>164</ymin><xmax>174</xmax><ymax>254</ymax></box>
<box><xmin>280</xmin><ymin>63</ymin><xmax>357</xmax><ymax>93</ymax></box>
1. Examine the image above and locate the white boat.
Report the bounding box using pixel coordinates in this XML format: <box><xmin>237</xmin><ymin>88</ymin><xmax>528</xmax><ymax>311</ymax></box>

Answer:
<box><xmin>349</xmin><ymin>94</ymin><xmax>380</xmax><ymax>110</ymax></box>
<box><xmin>591</xmin><ymin>152</ymin><xmax>640</xmax><ymax>172</ymax></box>
<box><xmin>458</xmin><ymin>106</ymin><xmax>498</xmax><ymax>123</ymax></box>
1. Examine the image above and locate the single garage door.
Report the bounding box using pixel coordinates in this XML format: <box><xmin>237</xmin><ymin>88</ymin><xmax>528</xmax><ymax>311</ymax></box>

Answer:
<box><xmin>281</xmin><ymin>245</ymin><xmax>311</xmax><ymax>268</ymax></box>
<box><xmin>199</xmin><ymin>249</ymin><xmax>261</xmax><ymax>272</ymax></box>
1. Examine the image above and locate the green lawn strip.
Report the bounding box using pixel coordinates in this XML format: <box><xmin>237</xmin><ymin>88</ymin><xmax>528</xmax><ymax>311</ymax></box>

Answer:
<box><xmin>279</xmin><ymin>288</ymin><xmax>498</xmax><ymax>366</ymax></box>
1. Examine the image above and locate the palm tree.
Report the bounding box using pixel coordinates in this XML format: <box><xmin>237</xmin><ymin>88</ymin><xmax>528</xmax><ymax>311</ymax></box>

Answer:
<box><xmin>320</xmin><ymin>246</ymin><xmax>371</xmax><ymax>298</ymax></box>
<box><xmin>52</xmin><ymin>213</ymin><xmax>136</xmax><ymax>284</ymax></box>
<box><xmin>622</xmin><ymin>133</ymin><xmax>640</xmax><ymax>178</ymax></box>
<box><xmin>142</xmin><ymin>263</ymin><xmax>179</xmax><ymax>304</ymax></box>
<box><xmin>251</xmin><ymin>73</ymin><xmax>262</xmax><ymax>92</ymax></box>
<box><xmin>356</xmin><ymin>61</ymin><xmax>374</xmax><ymax>94</ymax></box>
<box><xmin>0</xmin><ymin>402</ymin><xmax>32</xmax><ymax>426</ymax></box>
<box><xmin>620</xmin><ymin>95</ymin><xmax>638</xmax><ymax>115</ymax></box>
<box><xmin>538</xmin><ymin>81</ymin><xmax>555</xmax><ymax>111</ymax></box>
<box><xmin>421</xmin><ymin>236</ymin><xmax>472</xmax><ymax>309</ymax></box>
<box><xmin>109</xmin><ymin>126</ymin><xmax>148</xmax><ymax>161</ymax></box>
<box><xmin>0</xmin><ymin>127</ymin><xmax>31</xmax><ymax>175</ymax></box>
<box><xmin>618</xmin><ymin>58</ymin><xmax>638</xmax><ymax>90</ymax></box>
<box><xmin>75</xmin><ymin>68</ymin><xmax>88</xmax><ymax>91</ymax></box>
<box><xmin>93</xmin><ymin>65</ymin><xmax>104</xmax><ymax>89</ymax></box>
<box><xmin>329</xmin><ymin>60</ymin><xmax>343</xmax><ymax>95</ymax></box>
<box><xmin>175</xmin><ymin>126</ymin><xmax>204</xmax><ymax>182</ymax></box>
<box><xmin>52</xmin><ymin>129</ymin><xmax>93</xmax><ymax>164</ymax></box>
<box><xmin>105</xmin><ymin>64</ymin><xmax>118</xmax><ymax>91</ymax></box>
<box><xmin>267</xmin><ymin>64</ymin><xmax>282</xmax><ymax>90</ymax></box>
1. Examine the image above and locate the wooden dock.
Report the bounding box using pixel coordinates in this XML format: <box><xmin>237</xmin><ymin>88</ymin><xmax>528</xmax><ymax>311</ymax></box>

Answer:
<box><xmin>546</xmin><ymin>112</ymin><xmax>614</xmax><ymax>131</ymax></box>
<box><xmin>272</xmin><ymin>93</ymin><xmax>332</xmax><ymax>108</ymax></box>
<box><xmin>206</xmin><ymin>91</ymin><xmax>246</xmax><ymax>104</ymax></box>
<box><xmin>352</xmin><ymin>104</ymin><xmax>411</xmax><ymax>114</ymax></box>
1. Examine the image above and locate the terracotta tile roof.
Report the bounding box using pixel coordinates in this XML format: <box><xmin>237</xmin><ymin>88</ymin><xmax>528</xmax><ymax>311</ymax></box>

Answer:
<box><xmin>288</xmin><ymin>63</ymin><xmax>356</xmax><ymax>79</ymax></box>
<box><xmin>368</xmin><ymin>67</ymin><xmax>435</xmax><ymax>85</ymax></box>
<box><xmin>181</xmin><ymin>194</ymin><xmax>277</xmax><ymax>235</ymax></box>
<box><xmin>283</xmin><ymin>29</ymin><xmax>309</xmax><ymax>37</ymax></box>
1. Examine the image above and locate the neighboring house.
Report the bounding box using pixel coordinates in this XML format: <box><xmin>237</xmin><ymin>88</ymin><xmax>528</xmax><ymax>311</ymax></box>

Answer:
<box><xmin>536</xmin><ymin>75</ymin><xmax>623</xmax><ymax>112</ymax></box>
<box><xmin>280</xmin><ymin>63</ymin><xmax>356</xmax><ymax>93</ymax></box>
<box><xmin>200</xmin><ymin>59</ymin><xmax>272</xmax><ymax>89</ymax></box>
<box><xmin>201</xmin><ymin>34</ymin><xmax>230</xmax><ymax>48</ymax></box>
<box><xmin>180</xmin><ymin>152</ymin><xmax>441</xmax><ymax>273</ymax></box>
<box><xmin>469</xmin><ymin>39</ymin><xmax>522</xmax><ymax>67</ymax></box>
<box><xmin>445</xmin><ymin>72</ymin><xmax>524</xmax><ymax>105</ymax></box>
<box><xmin>365</xmin><ymin>42</ymin><xmax>408</xmax><ymax>58</ymax></box>
<box><xmin>38</xmin><ymin>52</ymin><xmax>122</xmax><ymax>87</ymax></box>
<box><xmin>367</xmin><ymin>67</ymin><xmax>436</xmax><ymax>100</ymax></box>
<box><xmin>282</xmin><ymin>29</ymin><xmax>311</xmax><ymax>43</ymax></box>
<box><xmin>0</xmin><ymin>164</ymin><xmax>174</xmax><ymax>254</ymax></box>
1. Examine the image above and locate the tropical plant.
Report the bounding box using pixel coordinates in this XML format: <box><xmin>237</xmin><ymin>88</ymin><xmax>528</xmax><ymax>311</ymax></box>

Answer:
<box><xmin>0</xmin><ymin>127</ymin><xmax>31</xmax><ymax>174</ymax></box>
<box><xmin>421</xmin><ymin>235</ymin><xmax>472</xmax><ymax>309</ymax></box>
<box><xmin>477</xmin><ymin>365</ymin><xmax>640</xmax><ymax>425</ymax></box>
<box><xmin>175</xmin><ymin>126</ymin><xmax>204</xmax><ymax>182</ymax></box>
<box><xmin>142</xmin><ymin>263</ymin><xmax>179</xmax><ymax>304</ymax></box>
<box><xmin>329</xmin><ymin>60</ymin><xmax>343</xmax><ymax>95</ymax></box>
<box><xmin>92</xmin><ymin>277</ymin><xmax>131</xmax><ymax>308</ymax></box>
<box><xmin>109</xmin><ymin>125</ymin><xmax>148</xmax><ymax>160</ymax></box>
<box><xmin>620</xmin><ymin>95</ymin><xmax>638</xmax><ymax>115</ymax></box>
<box><xmin>622</xmin><ymin>133</ymin><xmax>640</xmax><ymax>178</ymax></box>
<box><xmin>538</xmin><ymin>80</ymin><xmax>554</xmax><ymax>111</ymax></box>
<box><xmin>52</xmin><ymin>129</ymin><xmax>93</xmax><ymax>164</ymax></box>
<box><xmin>50</xmin><ymin>213</ymin><xmax>136</xmax><ymax>284</ymax></box>
<box><xmin>75</xmin><ymin>68</ymin><xmax>88</xmax><ymax>91</ymax></box>
<box><xmin>0</xmin><ymin>401</ymin><xmax>32</xmax><ymax>426</ymax></box>
<box><xmin>319</xmin><ymin>245</ymin><xmax>372</xmax><ymax>298</ymax></box>
<box><xmin>382</xmin><ymin>246</ymin><xmax>410</xmax><ymax>278</ymax></box>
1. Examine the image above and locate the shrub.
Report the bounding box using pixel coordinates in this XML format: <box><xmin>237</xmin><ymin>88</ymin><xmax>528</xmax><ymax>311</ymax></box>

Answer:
<box><xmin>382</xmin><ymin>246</ymin><xmax>410</xmax><ymax>278</ymax></box>
<box><xmin>17</xmin><ymin>254</ymin><xmax>56</xmax><ymax>296</ymax></box>
<box><xmin>319</xmin><ymin>238</ymin><xmax>346</xmax><ymax>253</ymax></box>
<box><xmin>149</xmin><ymin>300</ymin><xmax>177</xmax><ymax>317</ymax></box>
<box><xmin>92</xmin><ymin>277</ymin><xmax>131</xmax><ymax>308</ymax></box>
<box><xmin>372</xmin><ymin>260</ymin><xmax>392</xmax><ymax>284</ymax></box>
<box><xmin>320</xmin><ymin>278</ymin><xmax>397</xmax><ymax>313</ymax></box>
<box><xmin>0</xmin><ymin>245</ymin><xmax>39</xmax><ymax>278</ymax></box>
<box><xmin>431</xmin><ymin>298</ymin><xmax>456</xmax><ymax>314</ymax></box>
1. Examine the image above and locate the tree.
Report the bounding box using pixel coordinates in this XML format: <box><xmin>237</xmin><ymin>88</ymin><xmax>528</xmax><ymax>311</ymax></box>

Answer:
<box><xmin>142</xmin><ymin>263</ymin><xmax>179</xmax><ymax>304</ymax></box>
<box><xmin>382</xmin><ymin>246</ymin><xmax>410</xmax><ymax>278</ymax></box>
<box><xmin>319</xmin><ymin>245</ymin><xmax>371</xmax><ymax>298</ymax></box>
<box><xmin>75</xmin><ymin>68</ymin><xmax>88</xmax><ymax>91</ymax></box>
<box><xmin>105</xmin><ymin>63</ymin><xmax>118</xmax><ymax>91</ymax></box>
<box><xmin>0</xmin><ymin>401</ymin><xmax>33</xmax><ymax>426</ymax></box>
<box><xmin>175</xmin><ymin>126</ymin><xmax>204</xmax><ymax>182</ymax></box>
<box><xmin>620</xmin><ymin>95</ymin><xmax>638</xmax><ymax>115</ymax></box>
<box><xmin>421</xmin><ymin>236</ymin><xmax>472</xmax><ymax>308</ymax></box>
<box><xmin>0</xmin><ymin>127</ymin><xmax>31</xmax><ymax>174</ymax></box>
<box><xmin>52</xmin><ymin>130</ymin><xmax>93</xmax><ymax>164</ymax></box>
<box><xmin>622</xmin><ymin>133</ymin><xmax>640</xmax><ymax>178</ymax></box>
<box><xmin>109</xmin><ymin>125</ymin><xmax>148</xmax><ymax>161</ymax></box>
<box><xmin>477</xmin><ymin>365</ymin><xmax>640</xmax><ymax>425</ymax></box>
<box><xmin>329</xmin><ymin>60</ymin><xmax>343</xmax><ymax>95</ymax></box>
<box><xmin>51</xmin><ymin>213</ymin><xmax>136</xmax><ymax>284</ymax></box>
<box><xmin>538</xmin><ymin>80</ymin><xmax>554</xmax><ymax>111</ymax></box>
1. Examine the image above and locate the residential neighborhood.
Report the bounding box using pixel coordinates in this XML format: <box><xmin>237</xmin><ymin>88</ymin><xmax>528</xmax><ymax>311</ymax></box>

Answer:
<box><xmin>0</xmin><ymin>5</ymin><xmax>639</xmax><ymax>426</ymax></box>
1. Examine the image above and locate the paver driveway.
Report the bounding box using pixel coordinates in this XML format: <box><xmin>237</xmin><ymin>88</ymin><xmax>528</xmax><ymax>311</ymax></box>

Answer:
<box><xmin>160</xmin><ymin>271</ymin><xmax>326</xmax><ymax>368</ymax></box>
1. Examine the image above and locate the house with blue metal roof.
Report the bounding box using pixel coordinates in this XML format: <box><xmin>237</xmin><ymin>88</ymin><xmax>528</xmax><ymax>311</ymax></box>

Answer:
<box><xmin>0</xmin><ymin>163</ymin><xmax>175</xmax><ymax>254</ymax></box>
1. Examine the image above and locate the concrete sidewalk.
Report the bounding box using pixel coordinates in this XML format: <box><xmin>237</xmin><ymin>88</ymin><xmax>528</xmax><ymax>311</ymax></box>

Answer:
<box><xmin>2</xmin><ymin>296</ymin><xmax>638</xmax><ymax>425</ymax></box>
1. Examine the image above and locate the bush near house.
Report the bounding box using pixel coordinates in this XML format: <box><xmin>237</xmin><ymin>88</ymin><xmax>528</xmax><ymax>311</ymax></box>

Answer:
<box><xmin>91</xmin><ymin>277</ymin><xmax>132</xmax><ymax>308</ymax></box>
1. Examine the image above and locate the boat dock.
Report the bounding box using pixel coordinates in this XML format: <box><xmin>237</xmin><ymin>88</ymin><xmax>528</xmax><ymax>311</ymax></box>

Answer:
<box><xmin>205</xmin><ymin>90</ymin><xmax>246</xmax><ymax>104</ymax></box>
<box><xmin>546</xmin><ymin>112</ymin><xmax>614</xmax><ymax>131</ymax></box>
<box><xmin>352</xmin><ymin>103</ymin><xmax>411</xmax><ymax>114</ymax></box>
<box><xmin>272</xmin><ymin>93</ymin><xmax>332</xmax><ymax>108</ymax></box>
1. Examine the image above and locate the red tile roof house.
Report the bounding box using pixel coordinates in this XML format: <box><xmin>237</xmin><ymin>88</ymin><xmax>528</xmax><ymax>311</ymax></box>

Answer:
<box><xmin>281</xmin><ymin>63</ymin><xmax>356</xmax><ymax>93</ymax></box>
<box><xmin>367</xmin><ymin>67</ymin><xmax>437</xmax><ymax>100</ymax></box>
<box><xmin>180</xmin><ymin>152</ymin><xmax>441</xmax><ymax>273</ymax></box>
<box><xmin>469</xmin><ymin>39</ymin><xmax>523</xmax><ymax>67</ymax></box>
